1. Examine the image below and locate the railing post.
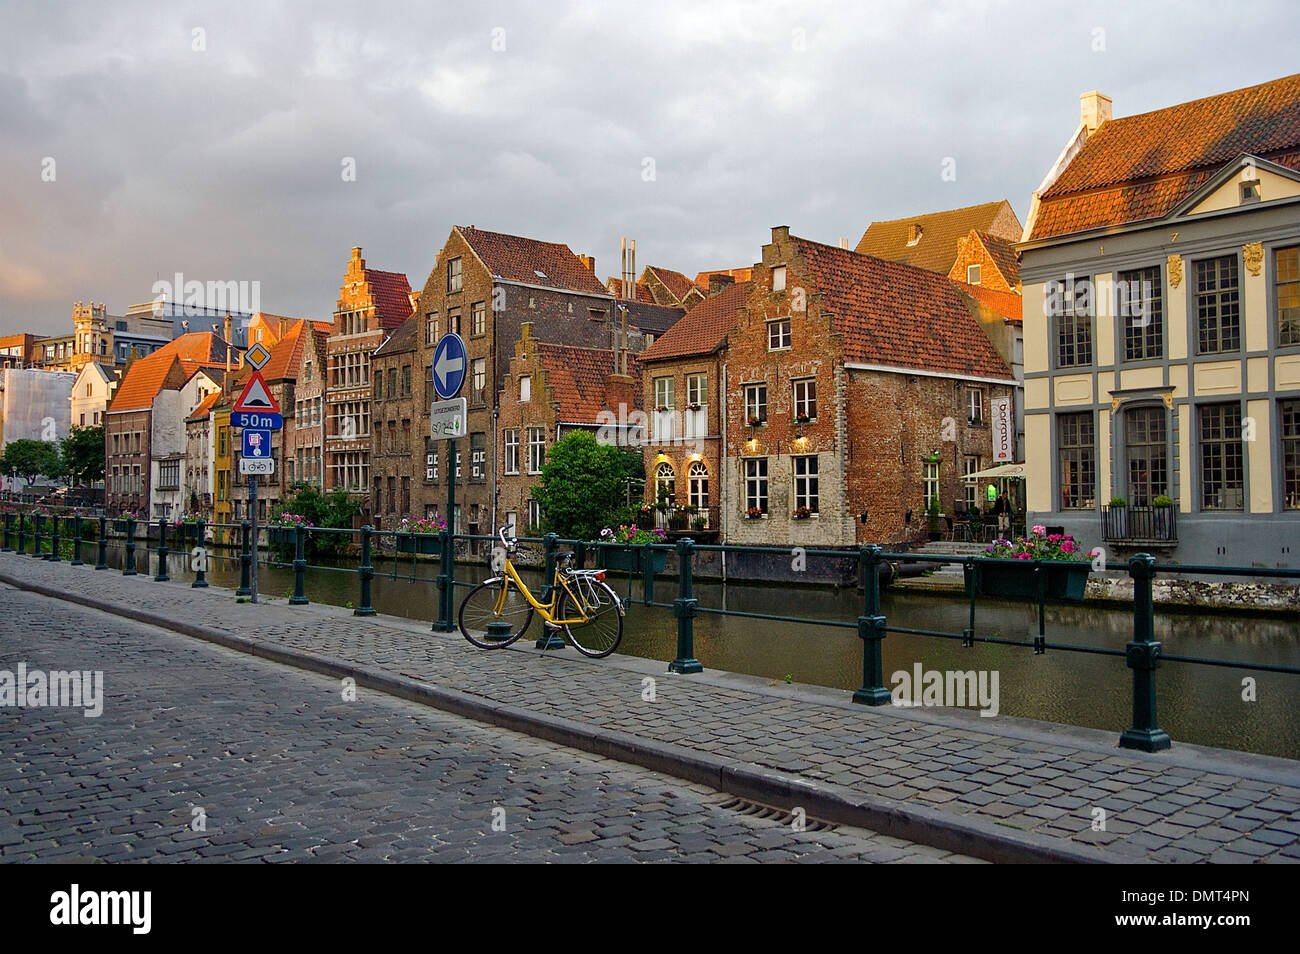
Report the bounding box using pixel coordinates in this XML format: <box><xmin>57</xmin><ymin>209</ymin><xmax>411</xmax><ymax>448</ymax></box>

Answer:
<box><xmin>355</xmin><ymin>526</ymin><xmax>376</xmax><ymax>616</ymax></box>
<box><xmin>1119</xmin><ymin>553</ymin><xmax>1172</xmax><ymax>752</ymax></box>
<box><xmin>16</xmin><ymin>512</ymin><xmax>25</xmax><ymax>555</ymax></box>
<box><xmin>48</xmin><ymin>513</ymin><xmax>61</xmax><ymax>561</ymax></box>
<box><xmin>669</xmin><ymin>538</ymin><xmax>702</xmax><ymax>674</ymax></box>
<box><xmin>1034</xmin><ymin>562</ymin><xmax>1046</xmax><ymax>654</ymax></box>
<box><xmin>191</xmin><ymin>520</ymin><xmax>208</xmax><ymax>588</ymax></box>
<box><xmin>1</xmin><ymin>510</ymin><xmax>11</xmax><ymax>551</ymax></box>
<box><xmin>641</xmin><ymin>541</ymin><xmax>655</xmax><ymax>606</ymax></box>
<box><xmin>962</xmin><ymin>557</ymin><xmax>976</xmax><ymax>647</ymax></box>
<box><xmin>289</xmin><ymin>526</ymin><xmax>308</xmax><ymax>605</ymax></box>
<box><xmin>236</xmin><ymin>521</ymin><xmax>252</xmax><ymax>595</ymax></box>
<box><xmin>32</xmin><ymin>513</ymin><xmax>43</xmax><ymax>558</ymax></box>
<box><xmin>95</xmin><ymin>516</ymin><xmax>108</xmax><ymax>570</ymax></box>
<box><xmin>432</xmin><ymin>529</ymin><xmax>456</xmax><ymax>632</ymax></box>
<box><xmin>536</xmin><ymin>532</ymin><xmax>565</xmax><ymax>649</ymax></box>
<box><xmin>71</xmin><ymin>515</ymin><xmax>84</xmax><ymax>566</ymax></box>
<box><xmin>853</xmin><ymin>544</ymin><xmax>891</xmax><ymax>705</ymax></box>
<box><xmin>154</xmin><ymin>518</ymin><xmax>169</xmax><ymax>582</ymax></box>
<box><xmin>122</xmin><ymin>517</ymin><xmax>137</xmax><ymax>575</ymax></box>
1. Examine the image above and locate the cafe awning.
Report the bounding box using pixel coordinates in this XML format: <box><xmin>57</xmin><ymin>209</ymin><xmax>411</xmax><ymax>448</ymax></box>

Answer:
<box><xmin>965</xmin><ymin>462</ymin><xmax>1026</xmax><ymax>480</ymax></box>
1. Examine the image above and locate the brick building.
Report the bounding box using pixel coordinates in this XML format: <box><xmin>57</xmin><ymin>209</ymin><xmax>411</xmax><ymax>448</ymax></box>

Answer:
<box><xmin>287</xmin><ymin>323</ymin><xmax>329</xmax><ymax>490</ymax></box>
<box><xmin>638</xmin><ymin>278</ymin><xmax>750</xmax><ymax>533</ymax></box>
<box><xmin>325</xmin><ymin>247</ymin><xmax>413</xmax><ymax>499</ymax></box>
<box><xmin>722</xmin><ymin>227</ymin><xmax>1017</xmax><ymax>547</ymax></box>
<box><xmin>408</xmin><ymin>225</ymin><xmax>682</xmax><ymax>537</ymax></box>
<box><xmin>495</xmin><ymin>323</ymin><xmax>640</xmax><ymax>534</ymax></box>
<box><xmin>369</xmin><ymin>316</ymin><xmax>418</xmax><ymax>526</ymax></box>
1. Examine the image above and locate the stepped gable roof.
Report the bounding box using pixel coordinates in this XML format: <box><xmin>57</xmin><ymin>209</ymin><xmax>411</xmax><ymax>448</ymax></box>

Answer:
<box><xmin>794</xmin><ymin>237</ymin><xmax>1013</xmax><ymax>380</ymax></box>
<box><xmin>457</xmin><ymin>226</ymin><xmax>609</xmax><ymax>296</ymax></box>
<box><xmin>855</xmin><ymin>200</ymin><xmax>1021</xmax><ymax>274</ymax></box>
<box><xmin>639</xmin><ymin>281</ymin><xmax>749</xmax><ymax>362</ymax></box>
<box><xmin>1030</xmin><ymin>74</ymin><xmax>1300</xmax><ymax>240</ymax></box>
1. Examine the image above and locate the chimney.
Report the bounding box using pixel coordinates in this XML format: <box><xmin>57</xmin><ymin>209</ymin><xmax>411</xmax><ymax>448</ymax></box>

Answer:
<box><xmin>578</xmin><ymin>254</ymin><xmax>596</xmax><ymax>275</ymax></box>
<box><xmin>278</xmin><ymin>316</ymin><xmax>286</xmax><ymax>341</ymax></box>
<box><xmin>1080</xmin><ymin>90</ymin><xmax>1112</xmax><ymax>134</ymax></box>
<box><xmin>605</xmin><ymin>370</ymin><xmax>636</xmax><ymax>418</ymax></box>
<box><xmin>223</xmin><ymin>313</ymin><xmax>232</xmax><ymax>372</ymax></box>
<box><xmin>907</xmin><ymin>223</ymin><xmax>923</xmax><ymax>245</ymax></box>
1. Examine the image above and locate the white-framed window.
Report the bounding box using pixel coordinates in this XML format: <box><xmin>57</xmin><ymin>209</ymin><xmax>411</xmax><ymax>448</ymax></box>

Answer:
<box><xmin>744</xmin><ymin>458</ymin><xmax>768</xmax><ymax>514</ymax></box>
<box><xmin>426</xmin><ymin>312</ymin><xmax>439</xmax><ymax>345</ymax></box>
<box><xmin>527</xmin><ymin>427</ymin><xmax>545</xmax><ymax>474</ymax></box>
<box><xmin>654</xmin><ymin>376</ymin><xmax>674</xmax><ymax>409</ymax></box>
<box><xmin>964</xmin><ymin>455</ymin><xmax>981</xmax><ymax>509</ymax></box>
<box><xmin>471</xmin><ymin>357</ymin><xmax>486</xmax><ymax>405</ymax></box>
<box><xmin>470</xmin><ymin>301</ymin><xmax>486</xmax><ymax>337</ymax></box>
<box><xmin>967</xmin><ymin>387</ymin><xmax>983</xmax><ymax>424</ymax></box>
<box><xmin>684</xmin><ymin>373</ymin><xmax>707</xmax><ymax>439</ymax></box>
<box><xmin>793</xmin><ymin>378</ymin><xmax>816</xmax><ymax>421</ymax></box>
<box><xmin>767</xmin><ymin>318</ymin><xmax>791</xmax><ymax>351</ymax></box>
<box><xmin>447</xmin><ymin>256</ymin><xmax>462</xmax><ymax>293</ymax></box>
<box><xmin>967</xmin><ymin>264</ymin><xmax>981</xmax><ymax>284</ymax></box>
<box><xmin>772</xmin><ymin>266</ymin><xmax>787</xmax><ymax>292</ymax></box>
<box><xmin>688</xmin><ymin>461</ymin><xmax>709</xmax><ymax>510</ymax></box>
<box><xmin>520</xmin><ymin>375</ymin><xmax>531</xmax><ymax>402</ymax></box>
<box><xmin>654</xmin><ymin>376</ymin><xmax>675</xmax><ymax>440</ymax></box>
<box><xmin>744</xmin><ymin>383</ymin><xmax>767</xmax><ymax>425</ymax></box>
<box><xmin>504</xmin><ymin>429</ymin><xmax>519</xmax><ymax>474</ymax></box>
<box><xmin>793</xmin><ymin>455</ymin><xmax>818</xmax><ymax>513</ymax></box>
<box><xmin>923</xmin><ymin>460</ymin><xmax>940</xmax><ymax>508</ymax></box>
<box><xmin>686</xmin><ymin>373</ymin><xmax>707</xmax><ymax>407</ymax></box>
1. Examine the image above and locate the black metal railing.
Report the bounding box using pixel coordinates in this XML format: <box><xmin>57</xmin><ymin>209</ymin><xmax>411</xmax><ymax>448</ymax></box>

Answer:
<box><xmin>1101</xmin><ymin>505</ymin><xmax>1178</xmax><ymax>545</ymax></box>
<box><xmin>2</xmin><ymin>503</ymin><xmax>1297</xmax><ymax>756</ymax></box>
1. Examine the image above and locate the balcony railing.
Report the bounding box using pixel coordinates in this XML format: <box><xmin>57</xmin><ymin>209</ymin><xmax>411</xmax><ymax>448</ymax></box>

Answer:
<box><xmin>1101</xmin><ymin>505</ymin><xmax>1177</xmax><ymax>546</ymax></box>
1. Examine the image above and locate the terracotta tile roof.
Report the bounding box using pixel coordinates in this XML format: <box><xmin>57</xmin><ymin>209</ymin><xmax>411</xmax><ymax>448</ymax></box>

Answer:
<box><xmin>536</xmin><ymin>344</ymin><xmax>641</xmax><ymax>424</ymax></box>
<box><xmin>373</xmin><ymin>315</ymin><xmax>418</xmax><ymax>357</ymax></box>
<box><xmin>973</xmin><ymin>231</ymin><xmax>1020</xmax><ymax>287</ymax></box>
<box><xmin>953</xmin><ymin>281</ymin><xmax>1023</xmax><ymax>324</ymax></box>
<box><xmin>187</xmin><ymin>389</ymin><xmax>222</xmax><ymax>423</ymax></box>
<box><xmin>643</xmin><ymin>266</ymin><xmax>701</xmax><ymax>304</ymax></box>
<box><xmin>457</xmin><ymin>226</ymin><xmax>610</xmax><ymax>296</ymax></box>
<box><xmin>1030</xmin><ymin>74</ymin><xmax>1300</xmax><ymax>240</ymax></box>
<box><xmin>854</xmin><ymin>200</ymin><xmax>1021</xmax><ymax>274</ymax></box>
<box><xmin>260</xmin><ymin>321</ymin><xmax>307</xmax><ymax>382</ymax></box>
<box><xmin>107</xmin><ymin>333</ymin><xmax>233</xmax><ymax>412</ymax></box>
<box><xmin>606</xmin><ymin>277</ymin><xmax>655</xmax><ymax>303</ymax></box>
<box><xmin>366</xmin><ymin>268</ymin><xmax>415</xmax><ymax>330</ymax></box>
<box><xmin>694</xmin><ymin>267</ymin><xmax>753</xmax><ymax>286</ymax></box>
<box><xmin>794</xmin><ymin>238</ymin><xmax>1013</xmax><ymax>380</ymax></box>
<box><xmin>640</xmin><ymin>281</ymin><xmax>749</xmax><ymax>362</ymax></box>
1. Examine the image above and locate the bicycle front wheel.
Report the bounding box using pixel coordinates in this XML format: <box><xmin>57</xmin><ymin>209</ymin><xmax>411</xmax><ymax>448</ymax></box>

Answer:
<box><xmin>459</xmin><ymin>578</ymin><xmax>534</xmax><ymax>649</ymax></box>
<box><xmin>555</xmin><ymin>577</ymin><xmax>624</xmax><ymax>658</ymax></box>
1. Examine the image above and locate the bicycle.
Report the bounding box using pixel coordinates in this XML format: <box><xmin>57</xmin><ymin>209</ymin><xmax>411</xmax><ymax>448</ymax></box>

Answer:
<box><xmin>458</xmin><ymin>525</ymin><xmax>625</xmax><ymax>658</ymax></box>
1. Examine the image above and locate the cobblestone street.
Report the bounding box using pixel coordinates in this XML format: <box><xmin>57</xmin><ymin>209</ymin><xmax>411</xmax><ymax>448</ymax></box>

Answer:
<box><xmin>0</xmin><ymin>586</ymin><xmax>972</xmax><ymax>863</ymax></box>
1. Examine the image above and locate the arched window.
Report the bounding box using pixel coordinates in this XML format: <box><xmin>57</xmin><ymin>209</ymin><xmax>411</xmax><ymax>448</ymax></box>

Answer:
<box><xmin>688</xmin><ymin>461</ymin><xmax>709</xmax><ymax>510</ymax></box>
<box><xmin>654</xmin><ymin>462</ymin><xmax>675</xmax><ymax>504</ymax></box>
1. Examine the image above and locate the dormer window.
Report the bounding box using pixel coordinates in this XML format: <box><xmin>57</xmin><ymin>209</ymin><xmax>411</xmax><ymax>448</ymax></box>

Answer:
<box><xmin>967</xmin><ymin>264</ymin><xmax>982</xmax><ymax>284</ymax></box>
<box><xmin>1240</xmin><ymin>180</ymin><xmax>1261</xmax><ymax>203</ymax></box>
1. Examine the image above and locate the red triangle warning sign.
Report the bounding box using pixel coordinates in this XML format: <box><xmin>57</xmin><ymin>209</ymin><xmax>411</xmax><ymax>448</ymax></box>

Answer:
<box><xmin>233</xmin><ymin>371</ymin><xmax>280</xmax><ymax>414</ymax></box>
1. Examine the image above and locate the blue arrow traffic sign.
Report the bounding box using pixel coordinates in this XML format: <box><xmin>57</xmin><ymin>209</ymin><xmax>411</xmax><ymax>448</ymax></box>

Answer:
<box><xmin>242</xmin><ymin>429</ymin><xmax>272</xmax><ymax>459</ymax></box>
<box><xmin>432</xmin><ymin>333</ymin><xmax>467</xmax><ymax>401</ymax></box>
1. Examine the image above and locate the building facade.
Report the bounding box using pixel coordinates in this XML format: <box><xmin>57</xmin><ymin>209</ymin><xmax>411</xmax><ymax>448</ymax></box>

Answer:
<box><xmin>1020</xmin><ymin>76</ymin><xmax>1300</xmax><ymax>568</ymax></box>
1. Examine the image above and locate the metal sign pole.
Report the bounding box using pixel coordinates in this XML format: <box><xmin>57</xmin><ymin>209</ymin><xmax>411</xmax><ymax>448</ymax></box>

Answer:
<box><xmin>250</xmin><ymin>472</ymin><xmax>259</xmax><ymax>604</ymax></box>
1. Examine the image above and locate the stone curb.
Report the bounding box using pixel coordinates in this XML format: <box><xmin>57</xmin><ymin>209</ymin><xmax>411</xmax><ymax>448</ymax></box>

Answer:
<box><xmin>1</xmin><ymin>569</ymin><xmax>1124</xmax><ymax>864</ymax></box>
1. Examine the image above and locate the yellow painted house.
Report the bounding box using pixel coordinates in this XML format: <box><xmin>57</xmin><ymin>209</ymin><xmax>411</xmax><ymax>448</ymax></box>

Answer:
<box><xmin>1018</xmin><ymin>75</ymin><xmax>1300</xmax><ymax>567</ymax></box>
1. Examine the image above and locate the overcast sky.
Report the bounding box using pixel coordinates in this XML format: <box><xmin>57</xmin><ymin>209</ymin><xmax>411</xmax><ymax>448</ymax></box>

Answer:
<box><xmin>2</xmin><ymin>0</ymin><xmax>1297</xmax><ymax>335</ymax></box>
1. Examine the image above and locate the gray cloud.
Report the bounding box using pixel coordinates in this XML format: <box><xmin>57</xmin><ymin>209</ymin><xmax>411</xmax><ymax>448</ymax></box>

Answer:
<box><xmin>1</xmin><ymin>0</ymin><xmax>1296</xmax><ymax>333</ymax></box>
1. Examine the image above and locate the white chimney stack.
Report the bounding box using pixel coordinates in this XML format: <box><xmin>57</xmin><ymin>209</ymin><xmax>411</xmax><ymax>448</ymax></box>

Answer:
<box><xmin>1080</xmin><ymin>90</ymin><xmax>1112</xmax><ymax>134</ymax></box>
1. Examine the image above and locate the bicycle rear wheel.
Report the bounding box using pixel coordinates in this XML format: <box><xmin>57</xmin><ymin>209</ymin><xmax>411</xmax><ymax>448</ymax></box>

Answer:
<box><xmin>459</xmin><ymin>578</ymin><xmax>534</xmax><ymax>649</ymax></box>
<box><xmin>555</xmin><ymin>577</ymin><xmax>624</xmax><ymax>658</ymax></box>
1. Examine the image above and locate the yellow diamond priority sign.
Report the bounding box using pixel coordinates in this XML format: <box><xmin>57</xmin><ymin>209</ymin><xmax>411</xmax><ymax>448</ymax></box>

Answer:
<box><xmin>244</xmin><ymin>342</ymin><xmax>272</xmax><ymax>370</ymax></box>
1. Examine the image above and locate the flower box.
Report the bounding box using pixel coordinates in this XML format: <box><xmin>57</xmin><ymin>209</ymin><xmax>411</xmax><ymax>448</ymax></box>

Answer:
<box><xmin>113</xmin><ymin>519</ymin><xmax>135</xmax><ymax>533</ymax></box>
<box><xmin>175</xmin><ymin>523</ymin><xmax>201</xmax><ymax>541</ymax></box>
<box><xmin>969</xmin><ymin>560</ymin><xmax>1090</xmax><ymax>602</ymax></box>
<box><xmin>268</xmin><ymin>527</ymin><xmax>298</xmax><ymax>545</ymax></box>
<box><xmin>597</xmin><ymin>546</ymin><xmax>668</xmax><ymax>574</ymax></box>
<box><xmin>395</xmin><ymin>532</ymin><xmax>441</xmax><ymax>555</ymax></box>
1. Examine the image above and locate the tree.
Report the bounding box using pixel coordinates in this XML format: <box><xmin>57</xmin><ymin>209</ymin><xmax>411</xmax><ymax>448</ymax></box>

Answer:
<box><xmin>0</xmin><ymin>439</ymin><xmax>64</xmax><ymax>485</ymax></box>
<box><xmin>530</xmin><ymin>431</ymin><xmax>640</xmax><ymax>540</ymax></box>
<box><xmin>60</xmin><ymin>424</ymin><xmax>106</xmax><ymax>486</ymax></box>
<box><xmin>273</xmin><ymin>482</ymin><xmax>362</xmax><ymax>556</ymax></box>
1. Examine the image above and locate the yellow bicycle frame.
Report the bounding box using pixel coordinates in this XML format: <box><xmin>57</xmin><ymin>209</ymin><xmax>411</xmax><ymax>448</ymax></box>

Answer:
<box><xmin>493</xmin><ymin>557</ymin><xmax>594</xmax><ymax>627</ymax></box>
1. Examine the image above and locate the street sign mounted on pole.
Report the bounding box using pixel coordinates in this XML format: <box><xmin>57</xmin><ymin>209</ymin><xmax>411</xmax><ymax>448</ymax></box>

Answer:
<box><xmin>231</xmin><ymin>371</ymin><xmax>283</xmax><ymax>429</ymax></box>
<box><xmin>430</xmin><ymin>398</ymin><xmax>467</xmax><ymax>439</ymax></box>
<box><xmin>239</xmin><ymin>458</ymin><xmax>275</xmax><ymax>475</ymax></box>
<box><xmin>243</xmin><ymin>342</ymin><xmax>272</xmax><ymax>370</ymax></box>
<box><xmin>242</xmin><ymin>429</ymin><xmax>271</xmax><ymax>459</ymax></box>
<box><xmin>432</xmin><ymin>333</ymin><xmax>467</xmax><ymax>400</ymax></box>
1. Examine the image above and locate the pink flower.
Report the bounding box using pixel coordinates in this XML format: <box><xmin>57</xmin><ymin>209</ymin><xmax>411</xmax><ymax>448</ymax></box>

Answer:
<box><xmin>1031</xmin><ymin>525</ymin><xmax>1046</xmax><ymax>535</ymax></box>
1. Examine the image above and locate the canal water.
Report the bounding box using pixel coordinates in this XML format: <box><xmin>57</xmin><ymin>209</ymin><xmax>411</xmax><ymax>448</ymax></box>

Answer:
<box><xmin>88</xmin><ymin>541</ymin><xmax>1300</xmax><ymax>761</ymax></box>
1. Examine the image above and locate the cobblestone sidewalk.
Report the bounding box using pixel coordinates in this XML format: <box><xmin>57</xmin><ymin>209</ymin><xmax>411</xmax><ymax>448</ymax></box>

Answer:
<box><xmin>3</xmin><ymin>551</ymin><xmax>1298</xmax><ymax>863</ymax></box>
